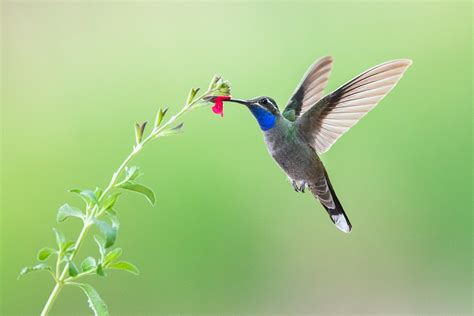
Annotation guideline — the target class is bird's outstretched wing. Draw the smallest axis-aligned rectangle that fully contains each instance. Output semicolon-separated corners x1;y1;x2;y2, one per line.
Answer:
282;56;333;121
296;59;412;154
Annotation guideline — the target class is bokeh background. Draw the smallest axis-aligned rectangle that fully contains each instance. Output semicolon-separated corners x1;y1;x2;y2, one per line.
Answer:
1;1;472;315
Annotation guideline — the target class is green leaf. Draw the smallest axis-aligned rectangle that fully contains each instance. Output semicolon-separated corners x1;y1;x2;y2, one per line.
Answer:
62;241;76;254
124;166;141;182
118;181;156;206
57;204;84;223
72;283;109;316
103;248;122;266
102;192;121;210
134;122;147;144
18;263;52;279
37;247;55;261
94;219;117;249
158;123;184;137
171;123;184;132
53;228;65;248
208;74;221;91
105;208;117;217
108;261;139;276
186;87;200;105
94;187;103;199
96;263;107;277
94;235;106;262
154;107;168;128
81;257;97;273
106;210;120;230
70;189;99;206
68;260;79;277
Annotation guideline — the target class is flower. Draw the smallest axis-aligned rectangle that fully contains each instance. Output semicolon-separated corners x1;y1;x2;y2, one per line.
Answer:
211;96;231;117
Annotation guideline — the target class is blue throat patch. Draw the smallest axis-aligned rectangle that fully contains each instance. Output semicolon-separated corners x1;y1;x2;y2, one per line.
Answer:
249;105;277;131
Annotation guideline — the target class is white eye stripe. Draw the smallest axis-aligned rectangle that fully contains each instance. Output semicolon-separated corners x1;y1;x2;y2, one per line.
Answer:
262;98;274;106
254;98;278;112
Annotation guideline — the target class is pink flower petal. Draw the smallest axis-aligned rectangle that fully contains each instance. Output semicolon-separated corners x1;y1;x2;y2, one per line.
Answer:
212;103;224;116
211;96;231;117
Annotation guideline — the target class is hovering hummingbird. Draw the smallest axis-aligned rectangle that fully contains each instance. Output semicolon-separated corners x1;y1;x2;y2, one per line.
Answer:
215;57;412;233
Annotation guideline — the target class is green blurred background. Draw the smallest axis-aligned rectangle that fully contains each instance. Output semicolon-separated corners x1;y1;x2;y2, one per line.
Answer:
1;1;472;315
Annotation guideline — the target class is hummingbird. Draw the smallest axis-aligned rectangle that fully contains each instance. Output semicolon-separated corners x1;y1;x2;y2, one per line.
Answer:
218;57;412;233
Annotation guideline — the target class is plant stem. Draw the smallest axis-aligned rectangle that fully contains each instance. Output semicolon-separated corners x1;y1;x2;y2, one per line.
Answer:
40;282;62;316
39;88;216;316
41;223;91;316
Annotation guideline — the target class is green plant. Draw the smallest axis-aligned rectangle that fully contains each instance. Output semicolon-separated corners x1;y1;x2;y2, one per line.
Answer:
18;75;231;316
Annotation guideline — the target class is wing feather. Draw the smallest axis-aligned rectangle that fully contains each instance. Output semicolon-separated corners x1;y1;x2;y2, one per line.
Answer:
282;56;334;120
297;59;412;154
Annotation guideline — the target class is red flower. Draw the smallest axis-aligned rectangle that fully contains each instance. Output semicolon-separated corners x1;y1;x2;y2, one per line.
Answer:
211;95;231;117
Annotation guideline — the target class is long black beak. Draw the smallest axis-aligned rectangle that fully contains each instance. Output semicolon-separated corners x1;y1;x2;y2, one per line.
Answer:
203;96;249;106
225;98;248;106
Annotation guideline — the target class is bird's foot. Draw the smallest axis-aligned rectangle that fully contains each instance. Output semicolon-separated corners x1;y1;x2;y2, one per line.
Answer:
300;181;306;193
292;180;300;192
292;180;306;193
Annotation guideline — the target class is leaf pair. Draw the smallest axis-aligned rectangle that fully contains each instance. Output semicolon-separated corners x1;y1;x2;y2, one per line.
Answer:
64;242;138;316
93;236;139;278
53;228;75;255
19;228;77;279
103;248;139;276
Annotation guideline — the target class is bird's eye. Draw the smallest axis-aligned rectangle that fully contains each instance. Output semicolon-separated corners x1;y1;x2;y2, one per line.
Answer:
260;98;268;105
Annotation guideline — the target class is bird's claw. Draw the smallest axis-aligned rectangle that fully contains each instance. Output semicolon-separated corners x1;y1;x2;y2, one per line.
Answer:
292;180;299;192
300;182;306;193
292;180;306;193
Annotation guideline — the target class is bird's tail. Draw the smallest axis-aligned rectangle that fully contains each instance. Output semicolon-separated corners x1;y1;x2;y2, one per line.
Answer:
308;169;352;233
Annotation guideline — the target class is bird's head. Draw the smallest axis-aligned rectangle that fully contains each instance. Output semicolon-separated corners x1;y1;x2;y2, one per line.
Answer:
225;96;280;131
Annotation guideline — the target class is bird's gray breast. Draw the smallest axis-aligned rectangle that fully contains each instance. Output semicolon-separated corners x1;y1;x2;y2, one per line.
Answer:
263;120;320;181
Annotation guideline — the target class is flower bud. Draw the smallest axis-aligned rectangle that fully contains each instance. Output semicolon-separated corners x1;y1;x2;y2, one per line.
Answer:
217;80;231;95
